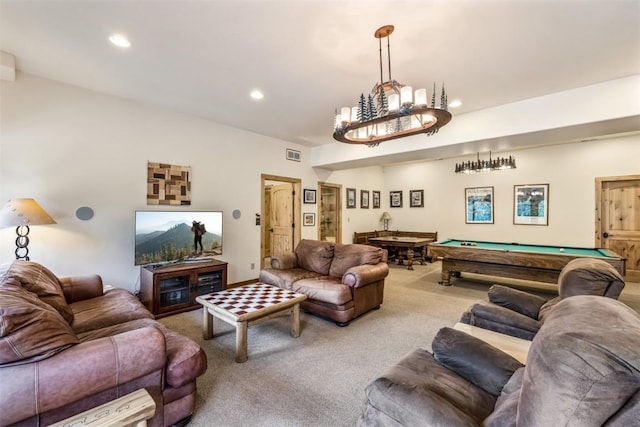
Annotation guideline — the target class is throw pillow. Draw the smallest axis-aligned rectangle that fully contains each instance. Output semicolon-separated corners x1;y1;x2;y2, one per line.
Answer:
0;260;74;324
329;244;383;278
295;240;335;275
0;284;78;366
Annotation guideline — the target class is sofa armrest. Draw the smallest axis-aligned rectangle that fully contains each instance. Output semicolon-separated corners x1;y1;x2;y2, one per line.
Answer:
488;285;548;319
270;253;298;270
342;263;389;288
432;327;523;396
59;274;104;303
0;326;166;426
462;302;542;340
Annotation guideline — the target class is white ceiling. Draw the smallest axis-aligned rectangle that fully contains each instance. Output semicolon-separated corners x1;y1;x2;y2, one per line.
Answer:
1;0;639;154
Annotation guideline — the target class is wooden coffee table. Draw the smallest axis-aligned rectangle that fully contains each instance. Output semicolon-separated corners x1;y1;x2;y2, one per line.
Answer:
196;283;307;363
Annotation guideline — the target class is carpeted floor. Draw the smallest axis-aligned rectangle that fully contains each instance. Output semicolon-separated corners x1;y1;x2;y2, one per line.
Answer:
160;261;640;427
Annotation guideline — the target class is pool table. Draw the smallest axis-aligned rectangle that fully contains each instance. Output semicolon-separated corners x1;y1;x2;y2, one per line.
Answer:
428;239;626;286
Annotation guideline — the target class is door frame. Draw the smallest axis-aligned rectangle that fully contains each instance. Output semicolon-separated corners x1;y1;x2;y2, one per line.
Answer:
317;181;342;243
260;174;301;264
594;174;640;247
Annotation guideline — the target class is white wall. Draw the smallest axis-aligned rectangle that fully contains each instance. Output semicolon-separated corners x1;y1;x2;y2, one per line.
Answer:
0;74;322;289
380;135;640;246
1;73;638;291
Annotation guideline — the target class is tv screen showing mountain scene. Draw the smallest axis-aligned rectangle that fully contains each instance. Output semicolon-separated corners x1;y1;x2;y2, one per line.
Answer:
135;210;223;266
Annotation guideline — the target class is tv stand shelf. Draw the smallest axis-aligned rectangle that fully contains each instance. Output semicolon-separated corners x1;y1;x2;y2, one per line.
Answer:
140;259;228;318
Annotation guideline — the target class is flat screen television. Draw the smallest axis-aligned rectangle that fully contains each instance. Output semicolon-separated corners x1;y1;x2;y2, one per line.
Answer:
135;210;223;266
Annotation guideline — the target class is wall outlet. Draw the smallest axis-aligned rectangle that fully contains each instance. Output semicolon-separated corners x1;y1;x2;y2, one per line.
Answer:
250;263;255;270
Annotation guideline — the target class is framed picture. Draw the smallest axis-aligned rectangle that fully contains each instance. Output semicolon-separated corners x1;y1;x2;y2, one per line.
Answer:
390;191;403;208
286;148;301;162
303;213;316;226
372;191;381;209
303;189;316;204
514;184;549;225
410;190;424;207
360;190;370;209
346;188;357;208
465;187;494;224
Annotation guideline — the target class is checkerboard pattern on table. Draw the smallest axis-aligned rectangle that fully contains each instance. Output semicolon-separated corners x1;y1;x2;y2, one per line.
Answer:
199;283;304;316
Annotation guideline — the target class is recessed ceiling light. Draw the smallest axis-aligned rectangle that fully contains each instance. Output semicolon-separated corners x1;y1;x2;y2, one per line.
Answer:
449;99;462;108
109;34;131;48
250;90;264;100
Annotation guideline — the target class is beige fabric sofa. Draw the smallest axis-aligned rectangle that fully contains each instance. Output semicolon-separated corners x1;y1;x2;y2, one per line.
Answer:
0;261;207;427
259;239;389;326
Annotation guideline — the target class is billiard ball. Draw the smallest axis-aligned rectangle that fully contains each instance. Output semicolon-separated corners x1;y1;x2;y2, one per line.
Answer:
559;248;565;252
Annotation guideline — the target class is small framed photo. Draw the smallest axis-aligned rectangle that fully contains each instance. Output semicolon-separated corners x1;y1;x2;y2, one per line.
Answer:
346;188;357;208
303;213;316;226
360;190;370;209
390;191;403;208
303;189;316;204
465;187;494;224
372;191;381;209
514;184;549;225
286;148;301;162
410;190;424;208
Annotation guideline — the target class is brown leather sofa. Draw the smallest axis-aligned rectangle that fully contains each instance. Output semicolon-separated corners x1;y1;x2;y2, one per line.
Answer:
0;261;207;427
259;239;389;326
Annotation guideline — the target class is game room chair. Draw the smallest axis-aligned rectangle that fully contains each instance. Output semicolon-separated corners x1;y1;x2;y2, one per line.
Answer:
459;257;625;340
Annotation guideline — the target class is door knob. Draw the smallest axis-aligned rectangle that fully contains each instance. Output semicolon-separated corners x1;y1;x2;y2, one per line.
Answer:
603;232;610;238
269;228;274;232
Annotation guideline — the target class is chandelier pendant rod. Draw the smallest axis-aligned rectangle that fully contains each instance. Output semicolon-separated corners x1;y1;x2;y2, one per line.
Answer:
386;30;392;82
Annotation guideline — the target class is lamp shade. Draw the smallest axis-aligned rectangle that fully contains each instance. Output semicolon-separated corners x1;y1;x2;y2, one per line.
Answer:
380;212;392;221
0;199;56;228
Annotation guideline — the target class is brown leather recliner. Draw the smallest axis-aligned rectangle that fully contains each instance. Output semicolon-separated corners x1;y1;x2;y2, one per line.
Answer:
459;257;625;340
359;296;640;426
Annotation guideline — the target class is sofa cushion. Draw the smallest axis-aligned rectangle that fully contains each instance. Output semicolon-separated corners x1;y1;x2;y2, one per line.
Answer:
483;367;524;426
557;257;625;299
487;284;547;319
329;244;384;278
0;284;78;366
259;268;324;291
70;288;153;334
518;296;640;426
432;327;523;396
295;239;334;275
1;260;74;324
77;317;207;388
289;276;351;305
363;348;496;426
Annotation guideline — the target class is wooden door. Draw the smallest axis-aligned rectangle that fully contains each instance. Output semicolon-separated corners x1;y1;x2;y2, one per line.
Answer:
270;183;294;257
596;175;640;282
260;174;301;269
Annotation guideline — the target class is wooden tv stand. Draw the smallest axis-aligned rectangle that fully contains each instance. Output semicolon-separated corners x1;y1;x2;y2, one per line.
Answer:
140;259;228;318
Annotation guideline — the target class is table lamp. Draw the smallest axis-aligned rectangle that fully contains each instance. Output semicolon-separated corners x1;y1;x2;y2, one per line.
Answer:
0;198;56;261
380;212;392;231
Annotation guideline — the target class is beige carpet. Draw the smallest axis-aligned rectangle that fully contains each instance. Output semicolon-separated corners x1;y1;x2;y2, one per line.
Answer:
160;261;640;427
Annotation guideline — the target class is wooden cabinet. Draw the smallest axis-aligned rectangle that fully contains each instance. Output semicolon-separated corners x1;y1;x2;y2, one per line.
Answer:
140;259;228;318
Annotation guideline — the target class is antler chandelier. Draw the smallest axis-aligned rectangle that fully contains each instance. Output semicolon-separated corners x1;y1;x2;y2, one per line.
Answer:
333;25;452;147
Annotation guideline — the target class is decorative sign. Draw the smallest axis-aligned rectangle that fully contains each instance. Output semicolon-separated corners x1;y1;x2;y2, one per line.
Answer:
514;184;549;225
465;187;494;224
147;162;191;205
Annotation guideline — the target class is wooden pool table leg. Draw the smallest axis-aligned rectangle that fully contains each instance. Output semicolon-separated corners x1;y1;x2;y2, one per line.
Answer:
439;261;455;286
